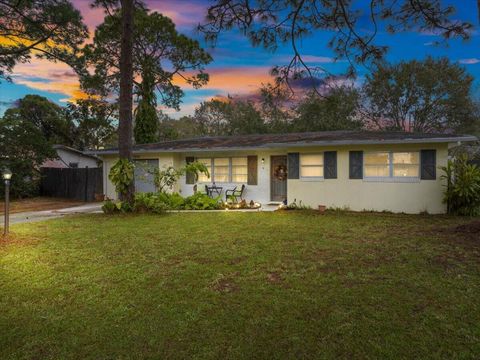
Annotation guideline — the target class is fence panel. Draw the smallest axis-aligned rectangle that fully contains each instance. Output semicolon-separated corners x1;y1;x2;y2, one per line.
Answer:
40;167;103;201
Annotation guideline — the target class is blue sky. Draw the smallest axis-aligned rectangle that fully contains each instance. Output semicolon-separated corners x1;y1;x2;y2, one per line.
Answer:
1;0;479;117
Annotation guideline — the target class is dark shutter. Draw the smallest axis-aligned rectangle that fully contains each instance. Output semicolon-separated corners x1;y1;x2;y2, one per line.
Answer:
247;156;258;185
324;151;337;179
349;151;363;179
185;156;195;184
287;153;299;179
420;149;436;180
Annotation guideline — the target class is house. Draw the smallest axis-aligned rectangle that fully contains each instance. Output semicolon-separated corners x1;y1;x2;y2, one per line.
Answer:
42;145;102;169
92;131;477;214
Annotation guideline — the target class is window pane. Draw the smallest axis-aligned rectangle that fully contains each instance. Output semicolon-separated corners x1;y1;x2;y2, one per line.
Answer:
231;157;247;166
301;154;323;166
365;152;389;165
301;166;324;177
393;164;419;177
232;174;248;182
197;158;211;182
214;158;229;182
393;152;419;164
364;165;390;177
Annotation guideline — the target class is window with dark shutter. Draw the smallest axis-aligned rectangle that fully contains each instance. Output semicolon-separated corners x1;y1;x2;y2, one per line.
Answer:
349;151;363;179
324;151;337;179
287;153;299;179
185;156;195;184
420;149;436;180
247;156;258;185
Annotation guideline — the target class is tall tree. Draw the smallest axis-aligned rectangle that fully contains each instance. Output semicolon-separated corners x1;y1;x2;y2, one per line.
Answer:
65;98;118;150
199;1;471;94
82;7;212;144
362;57;479;133
3;95;74;144
293;87;362;132
0;0;87;79
118;0;135;201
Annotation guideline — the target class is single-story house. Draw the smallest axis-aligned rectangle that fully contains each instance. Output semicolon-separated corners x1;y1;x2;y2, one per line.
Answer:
42;145;102;169
92;131;477;214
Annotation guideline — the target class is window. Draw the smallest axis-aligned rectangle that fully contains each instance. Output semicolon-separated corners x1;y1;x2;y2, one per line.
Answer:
214;158;230;182
194;157;249;183
231;157;248;182
364;152;390;177
300;154;324;178
69;162;79;168
197;158;211;182
393;152;419;177
364;151;419;179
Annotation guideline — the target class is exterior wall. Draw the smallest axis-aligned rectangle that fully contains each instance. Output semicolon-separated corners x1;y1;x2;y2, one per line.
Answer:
56;148;100;168
100;142;448;213
287;143;448;214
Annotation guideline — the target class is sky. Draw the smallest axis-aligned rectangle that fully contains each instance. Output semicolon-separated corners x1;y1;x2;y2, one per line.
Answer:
1;0;480;118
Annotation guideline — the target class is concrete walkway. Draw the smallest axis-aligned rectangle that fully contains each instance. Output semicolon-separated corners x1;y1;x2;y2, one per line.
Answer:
1;203;102;225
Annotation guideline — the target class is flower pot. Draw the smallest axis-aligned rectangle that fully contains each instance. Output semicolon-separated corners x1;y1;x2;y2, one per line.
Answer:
318;205;326;214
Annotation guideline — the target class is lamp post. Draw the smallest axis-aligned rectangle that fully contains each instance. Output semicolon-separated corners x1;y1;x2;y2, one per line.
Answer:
2;169;12;237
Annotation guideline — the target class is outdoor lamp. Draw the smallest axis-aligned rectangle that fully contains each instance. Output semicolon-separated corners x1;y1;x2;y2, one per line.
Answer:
2;168;12;237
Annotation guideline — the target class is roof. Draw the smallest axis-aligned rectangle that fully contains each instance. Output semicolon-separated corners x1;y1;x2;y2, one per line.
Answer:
90;131;478;155
53;145;101;161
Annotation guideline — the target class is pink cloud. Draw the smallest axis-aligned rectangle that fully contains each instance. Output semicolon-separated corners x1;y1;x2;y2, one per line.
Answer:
459;58;480;65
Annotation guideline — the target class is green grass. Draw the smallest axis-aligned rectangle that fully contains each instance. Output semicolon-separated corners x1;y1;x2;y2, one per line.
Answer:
1;211;479;359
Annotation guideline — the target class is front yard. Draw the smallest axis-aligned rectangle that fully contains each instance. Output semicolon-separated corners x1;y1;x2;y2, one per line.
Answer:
0;211;479;359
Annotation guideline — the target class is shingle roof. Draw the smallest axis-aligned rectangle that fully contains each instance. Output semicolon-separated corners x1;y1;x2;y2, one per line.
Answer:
91;131;477;155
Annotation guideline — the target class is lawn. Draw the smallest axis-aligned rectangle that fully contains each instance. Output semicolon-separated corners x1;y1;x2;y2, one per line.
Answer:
0;211;479;359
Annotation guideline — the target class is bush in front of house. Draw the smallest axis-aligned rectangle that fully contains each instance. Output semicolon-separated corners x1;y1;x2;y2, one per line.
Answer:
102;191;222;214
441;155;480;216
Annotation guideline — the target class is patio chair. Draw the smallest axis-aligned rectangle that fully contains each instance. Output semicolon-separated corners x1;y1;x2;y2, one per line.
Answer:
225;184;245;202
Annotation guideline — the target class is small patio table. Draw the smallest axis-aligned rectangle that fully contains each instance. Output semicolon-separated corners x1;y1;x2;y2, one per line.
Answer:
206;185;223;198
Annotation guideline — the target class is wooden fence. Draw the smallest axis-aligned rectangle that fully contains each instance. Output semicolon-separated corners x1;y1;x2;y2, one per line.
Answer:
40;167;103;202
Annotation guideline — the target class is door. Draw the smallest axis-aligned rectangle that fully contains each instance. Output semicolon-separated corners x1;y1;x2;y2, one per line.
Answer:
270;155;287;202
134;159;157;193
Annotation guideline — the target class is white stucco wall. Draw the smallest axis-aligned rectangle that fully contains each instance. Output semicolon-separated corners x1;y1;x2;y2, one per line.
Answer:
100;142;449;213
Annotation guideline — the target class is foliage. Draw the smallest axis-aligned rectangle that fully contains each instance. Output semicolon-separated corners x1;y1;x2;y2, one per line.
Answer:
199;1;471;94
134;68;159;144
284;199;312;211
133;193;167;214
0;101;57;198
151;161;210;193
0;0;88;80
293;87;362;132
441;155;480;216
108;159;135;198
4;95;74;145
82;7;212;110
65;98;118;150
362;57;478;133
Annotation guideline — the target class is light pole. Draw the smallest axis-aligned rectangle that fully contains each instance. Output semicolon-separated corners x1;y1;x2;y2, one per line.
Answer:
2;168;12;237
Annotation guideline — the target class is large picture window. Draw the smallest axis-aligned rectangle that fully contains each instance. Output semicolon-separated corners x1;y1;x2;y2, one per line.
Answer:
364;151;419;179
300;153;324;178
194;157;249;183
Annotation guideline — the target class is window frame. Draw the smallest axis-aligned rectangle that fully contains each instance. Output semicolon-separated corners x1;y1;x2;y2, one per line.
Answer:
300;153;325;180
363;151;420;182
193;156;249;183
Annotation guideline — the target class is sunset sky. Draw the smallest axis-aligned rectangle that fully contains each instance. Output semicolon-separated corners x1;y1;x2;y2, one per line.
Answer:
1;0;480;117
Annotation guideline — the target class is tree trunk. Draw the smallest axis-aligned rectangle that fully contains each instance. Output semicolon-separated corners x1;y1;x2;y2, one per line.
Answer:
118;0;134;202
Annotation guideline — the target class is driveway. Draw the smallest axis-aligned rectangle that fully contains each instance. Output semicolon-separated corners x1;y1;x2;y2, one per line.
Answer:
0;203;102;225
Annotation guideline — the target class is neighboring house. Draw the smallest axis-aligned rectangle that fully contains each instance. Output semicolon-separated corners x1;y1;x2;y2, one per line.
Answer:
92;131;477;214
42;145;101;169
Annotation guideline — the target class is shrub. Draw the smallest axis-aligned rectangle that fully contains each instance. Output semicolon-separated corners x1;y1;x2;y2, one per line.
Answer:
102;199;118;214
441;155;480;216
184;192;221;210
133;192;167;214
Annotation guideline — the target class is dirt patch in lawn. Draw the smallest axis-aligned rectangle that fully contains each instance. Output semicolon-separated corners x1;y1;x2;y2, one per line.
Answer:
455;220;480;235
266;271;284;285
0;197;85;215
210;273;239;293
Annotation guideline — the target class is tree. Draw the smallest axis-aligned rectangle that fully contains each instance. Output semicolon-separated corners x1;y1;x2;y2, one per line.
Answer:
292;87;362;132
118;0;135;202
0;110;56;198
3;95;73;144
82;6;212;109
0;0;87;80
134;68;158;143
158;115;201;141
65;98;118;150
192;100;230;136
199;1;471;94
362;57;479;133
225;101;266;135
